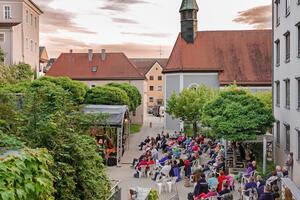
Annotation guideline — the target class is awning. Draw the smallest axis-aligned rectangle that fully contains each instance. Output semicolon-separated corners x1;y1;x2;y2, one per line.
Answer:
83;105;129;127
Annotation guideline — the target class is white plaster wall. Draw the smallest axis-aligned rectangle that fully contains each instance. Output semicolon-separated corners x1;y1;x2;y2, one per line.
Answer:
273;0;300;188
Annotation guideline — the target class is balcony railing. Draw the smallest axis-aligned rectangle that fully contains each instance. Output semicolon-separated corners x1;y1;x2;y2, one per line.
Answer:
281;178;300;200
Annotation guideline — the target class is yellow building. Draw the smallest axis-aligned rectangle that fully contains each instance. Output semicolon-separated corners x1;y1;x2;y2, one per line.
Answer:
130;59;168;110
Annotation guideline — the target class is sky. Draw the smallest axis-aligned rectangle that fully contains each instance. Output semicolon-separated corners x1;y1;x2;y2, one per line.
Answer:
35;0;272;59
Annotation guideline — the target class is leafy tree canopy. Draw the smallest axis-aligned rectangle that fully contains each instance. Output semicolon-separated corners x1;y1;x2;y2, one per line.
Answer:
202;85;275;141
0;63;33;85
107;83;141;111
252;91;272;110
39;77;88;104
85;85;130;106
166;85;216;135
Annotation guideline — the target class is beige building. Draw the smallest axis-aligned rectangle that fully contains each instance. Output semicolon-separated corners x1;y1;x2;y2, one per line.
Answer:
131;59;168;110
0;0;42;73
46;49;146;125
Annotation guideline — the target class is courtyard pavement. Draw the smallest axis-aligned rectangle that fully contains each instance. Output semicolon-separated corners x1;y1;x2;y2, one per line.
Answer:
107;115;240;200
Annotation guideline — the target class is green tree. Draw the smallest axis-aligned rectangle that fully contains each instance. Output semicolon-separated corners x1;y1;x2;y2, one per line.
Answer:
253;91;272;110
166;85;216;136
107;83;141;111
0;63;33;85
202;85;275;141
39;77;88;104
0;132;55;200
85;85;130;106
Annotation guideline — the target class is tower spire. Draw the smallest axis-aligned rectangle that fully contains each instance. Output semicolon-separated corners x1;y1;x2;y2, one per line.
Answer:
179;0;199;43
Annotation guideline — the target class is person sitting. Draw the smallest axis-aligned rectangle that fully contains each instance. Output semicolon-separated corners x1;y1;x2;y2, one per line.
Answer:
256;175;266;197
194;172;209;198
243;176;257;197
198;188;218;199
139;136;150;150
152;161;171;181
151;147;158;161
282;167;288;177
243;161;257;178
272;185;280;200
259;185;274;200
266;171;278;186
218;182;231;200
207;173;218;190
217;171;226;192
184;159;192;178
158;153;169;166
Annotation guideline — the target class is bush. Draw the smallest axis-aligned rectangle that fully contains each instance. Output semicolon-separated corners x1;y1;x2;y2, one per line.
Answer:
85;85;130;106
107;83;141;111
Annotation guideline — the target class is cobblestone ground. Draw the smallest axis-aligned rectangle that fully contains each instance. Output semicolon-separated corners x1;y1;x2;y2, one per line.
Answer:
107;115;240;200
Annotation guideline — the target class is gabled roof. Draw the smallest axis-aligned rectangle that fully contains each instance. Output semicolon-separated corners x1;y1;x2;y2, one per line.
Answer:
130;58;168;75
46;52;145;80
39;47;48;63
164;30;272;86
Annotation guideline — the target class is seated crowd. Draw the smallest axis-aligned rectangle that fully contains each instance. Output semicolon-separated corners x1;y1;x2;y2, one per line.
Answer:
132;131;289;200
133;131;235;200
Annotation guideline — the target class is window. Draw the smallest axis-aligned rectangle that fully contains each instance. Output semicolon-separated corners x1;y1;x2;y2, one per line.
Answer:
275;0;280;25
26;10;28;23
276;121;280;145
35;42;37;54
30;40;33;52
149;76;154;80
0;33;4;42
35;17;37;28
91;66;97;72
158;76;162;81
157;99;163;105
4;5;11;19
157;86;162;91
276;81;280;106
275;40;280;66
30;14;33;25
297;23;300;57
297;78;300;109
285;79;290;108
284;31;290;62
149;86;154;91
149;97;154;103
285;124;290;152
286;0;291;16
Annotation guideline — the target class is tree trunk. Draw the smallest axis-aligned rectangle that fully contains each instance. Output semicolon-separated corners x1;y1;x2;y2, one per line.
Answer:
193;122;198;137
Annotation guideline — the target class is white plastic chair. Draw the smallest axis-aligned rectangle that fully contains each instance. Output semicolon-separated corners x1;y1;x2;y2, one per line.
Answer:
166;177;177;193
156;178;168;194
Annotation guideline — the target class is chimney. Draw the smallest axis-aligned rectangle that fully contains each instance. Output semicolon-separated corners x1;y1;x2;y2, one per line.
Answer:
88;49;93;61
69;49;73;53
101;49;106;61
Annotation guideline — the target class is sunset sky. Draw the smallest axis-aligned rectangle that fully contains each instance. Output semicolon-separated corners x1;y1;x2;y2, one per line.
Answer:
35;0;272;58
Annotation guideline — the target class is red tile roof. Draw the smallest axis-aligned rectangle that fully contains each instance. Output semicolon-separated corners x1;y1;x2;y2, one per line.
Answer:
46;52;145;80
164;30;272;86
130;58;168;75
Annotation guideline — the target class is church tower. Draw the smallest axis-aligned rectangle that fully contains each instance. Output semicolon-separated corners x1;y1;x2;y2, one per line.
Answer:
180;0;199;43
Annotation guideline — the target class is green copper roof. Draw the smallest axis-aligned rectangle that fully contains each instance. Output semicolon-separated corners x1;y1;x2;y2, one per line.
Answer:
179;0;199;12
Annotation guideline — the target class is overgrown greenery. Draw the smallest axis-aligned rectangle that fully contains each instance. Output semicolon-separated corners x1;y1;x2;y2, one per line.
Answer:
166;85;216;136
107;83;142;112
202;85;275;141
0;63;33;85
0;132;55;200
0;76;111;199
85;85;130;106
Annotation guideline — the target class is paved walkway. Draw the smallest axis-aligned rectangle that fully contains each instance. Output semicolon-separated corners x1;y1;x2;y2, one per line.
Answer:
107;115;240;200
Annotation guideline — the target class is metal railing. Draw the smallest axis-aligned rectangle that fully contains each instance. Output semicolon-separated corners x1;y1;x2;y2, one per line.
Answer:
281;178;300;200
107;179;121;200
